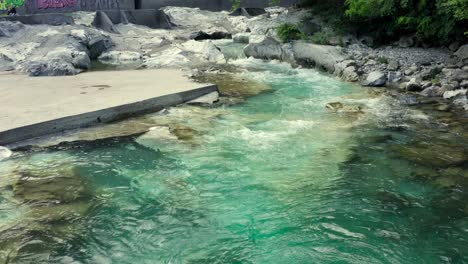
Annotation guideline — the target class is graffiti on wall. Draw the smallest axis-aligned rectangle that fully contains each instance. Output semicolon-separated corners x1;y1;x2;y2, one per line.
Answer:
0;0;25;10
80;0;119;10
95;0;119;9
37;0;77;9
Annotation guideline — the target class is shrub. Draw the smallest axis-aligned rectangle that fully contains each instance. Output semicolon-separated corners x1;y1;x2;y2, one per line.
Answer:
377;57;389;64
311;31;330;45
277;23;303;42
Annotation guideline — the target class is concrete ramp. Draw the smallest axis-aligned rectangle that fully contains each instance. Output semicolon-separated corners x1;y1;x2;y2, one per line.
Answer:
0;69;217;145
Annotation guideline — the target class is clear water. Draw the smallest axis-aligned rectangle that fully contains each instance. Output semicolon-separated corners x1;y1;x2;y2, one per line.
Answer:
1;59;467;263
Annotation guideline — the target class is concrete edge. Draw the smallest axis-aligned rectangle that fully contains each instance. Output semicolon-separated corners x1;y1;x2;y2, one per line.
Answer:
0;84;218;146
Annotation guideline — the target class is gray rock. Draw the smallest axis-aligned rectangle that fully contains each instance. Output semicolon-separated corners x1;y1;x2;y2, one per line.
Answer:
421;81;432;89
0;27;8;38
244;36;283;60
441;83;456;91
233;33;249;44
443;89;467;99
88;35;113;59
334;59;355;76
342;66;359;82
0;55;14;71
398;35;416;48
449;42;460;52
27;62;79;77
359;36;374;47
92;11;118;34
404;69;414;76
230;7;267;17
363;71;387;87
420;86;445;97
406;78;422;91
387;60;399;71
190;31;232;41
421;66;442;80
0;21;24;36
449;69;468;82
292;41;345;73
455;44;468;60
71;52;91;70
387;71;402;83
461;80;468;88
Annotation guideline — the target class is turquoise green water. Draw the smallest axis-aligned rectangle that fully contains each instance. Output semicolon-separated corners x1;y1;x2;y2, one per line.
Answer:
1;60;467;263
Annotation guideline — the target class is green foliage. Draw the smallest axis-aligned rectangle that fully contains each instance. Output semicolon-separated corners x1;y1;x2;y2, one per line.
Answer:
377;57;389;64
344;0;468;44
230;0;241;10
297;0;467;45
277;23;304;42
311;31;330;44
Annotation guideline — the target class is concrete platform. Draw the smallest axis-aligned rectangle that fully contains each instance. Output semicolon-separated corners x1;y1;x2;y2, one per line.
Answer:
0;69;217;145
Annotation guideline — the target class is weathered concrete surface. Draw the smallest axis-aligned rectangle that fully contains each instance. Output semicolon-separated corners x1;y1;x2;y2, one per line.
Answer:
0;69;217;145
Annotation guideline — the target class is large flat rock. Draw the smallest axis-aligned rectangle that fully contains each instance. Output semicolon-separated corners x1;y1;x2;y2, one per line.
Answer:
0;69;217;145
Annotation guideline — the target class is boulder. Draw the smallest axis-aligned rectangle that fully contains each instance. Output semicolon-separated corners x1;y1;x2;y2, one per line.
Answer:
342;66;359;82
244;36;283;61
455;44;468;60
190;31;232;41
71;51;91;70
363;71;386;87
449;69;468;82
333;59;355;76
233;33;250;44
92;11;118;34
398;35;416;48
443;89;467;99
292;41;345;73
406;78;422;91
88;35;113;59
230;7;267;17
420;86;445;97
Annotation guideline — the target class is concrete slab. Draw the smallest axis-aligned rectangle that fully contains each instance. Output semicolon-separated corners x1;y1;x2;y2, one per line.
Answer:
0;69;217;145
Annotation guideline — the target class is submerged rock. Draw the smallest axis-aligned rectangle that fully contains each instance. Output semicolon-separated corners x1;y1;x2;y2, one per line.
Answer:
392;143;467;168
193;73;271;99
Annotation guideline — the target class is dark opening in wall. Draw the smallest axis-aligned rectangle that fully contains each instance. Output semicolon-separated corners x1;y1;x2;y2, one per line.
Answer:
135;0;142;9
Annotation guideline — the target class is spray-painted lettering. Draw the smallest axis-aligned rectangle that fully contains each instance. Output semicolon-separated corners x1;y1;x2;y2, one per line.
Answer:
0;0;25;10
37;0;77;9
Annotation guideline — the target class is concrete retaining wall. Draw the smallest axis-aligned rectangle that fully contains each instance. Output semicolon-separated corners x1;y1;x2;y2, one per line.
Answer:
2;0;296;14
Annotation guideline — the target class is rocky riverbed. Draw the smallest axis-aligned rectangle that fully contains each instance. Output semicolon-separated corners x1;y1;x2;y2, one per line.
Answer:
1;6;467;116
